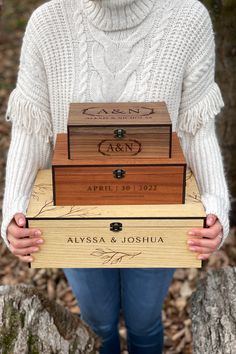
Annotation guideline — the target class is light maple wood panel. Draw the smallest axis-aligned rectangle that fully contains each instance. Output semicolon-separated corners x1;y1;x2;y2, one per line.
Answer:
28;219;204;268
26;169;206;268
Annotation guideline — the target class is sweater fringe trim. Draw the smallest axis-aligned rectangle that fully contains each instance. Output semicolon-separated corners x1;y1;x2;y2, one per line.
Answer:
5;89;53;142
177;83;224;137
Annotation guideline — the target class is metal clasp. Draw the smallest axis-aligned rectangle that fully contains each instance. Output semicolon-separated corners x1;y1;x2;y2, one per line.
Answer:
110;222;123;232
113;169;126;179
114;128;126;139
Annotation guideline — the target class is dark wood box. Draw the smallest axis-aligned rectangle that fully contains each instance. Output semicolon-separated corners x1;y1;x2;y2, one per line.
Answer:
67;102;172;160
52;133;186;206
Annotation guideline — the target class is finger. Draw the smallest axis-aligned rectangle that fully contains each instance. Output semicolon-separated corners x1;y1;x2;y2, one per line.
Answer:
16;255;34;263
196;253;211;260
7;234;44;249
8;223;42;238
14;213;26;227
10;244;40;257
188;221;222;239
188;245;213;254
187;235;221;250
206;214;217;227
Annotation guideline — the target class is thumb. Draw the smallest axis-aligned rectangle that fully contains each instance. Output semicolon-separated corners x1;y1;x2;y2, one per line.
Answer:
14;213;26;227
206;214;217;227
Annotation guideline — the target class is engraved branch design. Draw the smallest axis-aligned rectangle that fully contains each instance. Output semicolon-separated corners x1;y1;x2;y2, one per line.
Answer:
90;248;142;265
188;192;201;203
33;200;55;218
32;184;52;201
186;170;201;202
31;184;100;218
186;170;193;181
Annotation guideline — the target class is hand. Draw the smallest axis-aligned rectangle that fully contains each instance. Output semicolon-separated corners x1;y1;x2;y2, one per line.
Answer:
187;214;223;260
7;213;44;263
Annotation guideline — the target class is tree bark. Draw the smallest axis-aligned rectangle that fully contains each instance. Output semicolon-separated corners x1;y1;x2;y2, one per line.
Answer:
190;266;236;354
0;284;101;354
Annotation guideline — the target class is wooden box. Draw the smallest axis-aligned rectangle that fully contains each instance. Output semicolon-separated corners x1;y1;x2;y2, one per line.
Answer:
52;133;186;206
26;169;206;268
67;102;172;159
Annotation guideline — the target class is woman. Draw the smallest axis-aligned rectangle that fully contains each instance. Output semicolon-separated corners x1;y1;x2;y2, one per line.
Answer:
1;0;230;353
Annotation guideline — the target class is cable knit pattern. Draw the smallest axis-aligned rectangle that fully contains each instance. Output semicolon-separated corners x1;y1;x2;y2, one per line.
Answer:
137;1;174;101
89;31;146;101
1;0;230;250
73;9;88;102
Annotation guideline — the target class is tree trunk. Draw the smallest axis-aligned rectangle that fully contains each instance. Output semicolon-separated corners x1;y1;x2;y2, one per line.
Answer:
201;0;236;226
0;285;101;354
190;266;236;354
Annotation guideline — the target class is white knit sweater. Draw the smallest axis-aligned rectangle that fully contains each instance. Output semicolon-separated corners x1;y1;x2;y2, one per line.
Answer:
1;0;230;249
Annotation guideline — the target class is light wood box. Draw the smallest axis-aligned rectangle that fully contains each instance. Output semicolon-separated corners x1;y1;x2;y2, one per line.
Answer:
52;133;186;206
26;169;206;269
67;102;172;159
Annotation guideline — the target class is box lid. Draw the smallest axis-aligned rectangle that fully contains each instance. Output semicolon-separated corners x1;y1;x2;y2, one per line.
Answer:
68;102;171;127
26;169;205;219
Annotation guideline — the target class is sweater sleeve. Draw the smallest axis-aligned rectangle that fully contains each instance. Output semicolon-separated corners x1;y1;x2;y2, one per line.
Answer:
1;12;53;248
176;5;230;249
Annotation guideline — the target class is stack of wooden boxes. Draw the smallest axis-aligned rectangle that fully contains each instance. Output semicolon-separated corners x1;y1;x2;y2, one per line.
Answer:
52;102;187;206
26;102;206;269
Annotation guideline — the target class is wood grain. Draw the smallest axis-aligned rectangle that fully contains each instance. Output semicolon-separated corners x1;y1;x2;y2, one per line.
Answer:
53;165;185;205
68;102;172;159
52;133;186;205
68;126;171;159
28;219;204;268
68;102;171;126
26;169;205;268
26;169;205;219
53;133;184;165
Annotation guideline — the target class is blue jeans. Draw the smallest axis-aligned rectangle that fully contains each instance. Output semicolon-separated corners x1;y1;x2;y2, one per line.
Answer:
63;268;176;354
